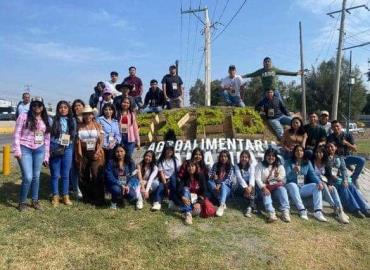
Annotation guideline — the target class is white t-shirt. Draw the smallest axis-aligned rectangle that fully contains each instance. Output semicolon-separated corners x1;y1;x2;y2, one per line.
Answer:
17;102;30;116
105;80;121;97
221;75;245;97
158;158;182;179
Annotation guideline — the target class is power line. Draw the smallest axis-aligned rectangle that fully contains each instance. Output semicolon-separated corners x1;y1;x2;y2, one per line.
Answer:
216;0;230;24
189;0;202;88
211;0;219;23
212;0;247;42
184;0;193;91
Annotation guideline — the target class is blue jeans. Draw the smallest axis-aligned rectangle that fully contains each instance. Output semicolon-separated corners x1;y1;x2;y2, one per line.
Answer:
168;174;181;205
322;183;342;209
109;178;140;203
268;115;292;139
178;187;193;213
344;155;365;184
151;180;165;203
222;90;245;107
285;182;323;211
121;133;136;157
143;106;162;113
208;180;231;205
49;143;73;196
336;183;369;213
262;186;290;213
18;145;45;203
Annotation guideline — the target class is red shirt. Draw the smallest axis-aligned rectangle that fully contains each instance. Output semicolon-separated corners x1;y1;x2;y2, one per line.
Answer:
123;76;143;97
121;115;128;124
189;178;200;194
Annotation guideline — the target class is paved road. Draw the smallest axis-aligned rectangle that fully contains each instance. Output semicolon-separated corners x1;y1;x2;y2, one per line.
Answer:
0;134;12;147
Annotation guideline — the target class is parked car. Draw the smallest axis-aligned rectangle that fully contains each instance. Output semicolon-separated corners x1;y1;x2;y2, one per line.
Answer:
342;123;365;133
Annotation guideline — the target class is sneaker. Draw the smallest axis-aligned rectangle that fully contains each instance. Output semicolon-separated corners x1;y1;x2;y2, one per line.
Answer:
365;209;370;218
136;199;143;210
354;210;366;219
31;201;42;211
151;202;161;211
244;207;252;218
184;212;193;225
281;210;291;223
75;189;83;200
267;211;278;223
299;209;309;220
18;203;28;212
168;200;177;211
63;195;73;206
336;208;349;224
216;204;226;217
51;195;60;207
314;210;328;222
110;202;117;210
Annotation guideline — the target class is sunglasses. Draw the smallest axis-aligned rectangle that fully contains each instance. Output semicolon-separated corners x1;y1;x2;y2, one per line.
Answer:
32;103;43;108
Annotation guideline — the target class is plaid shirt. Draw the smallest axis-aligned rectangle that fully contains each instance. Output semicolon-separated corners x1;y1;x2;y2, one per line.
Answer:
209;163;234;187
12;113;51;161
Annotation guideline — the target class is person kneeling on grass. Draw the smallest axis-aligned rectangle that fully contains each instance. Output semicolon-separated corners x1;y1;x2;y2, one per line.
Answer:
235;150;257;218
285;145;328;222
208;150;234;217
311;145;349;224
326;143;370;218
137;150;159;210
177;161;210;225
255;148;291;223
105;144;143;210
155;144;182;211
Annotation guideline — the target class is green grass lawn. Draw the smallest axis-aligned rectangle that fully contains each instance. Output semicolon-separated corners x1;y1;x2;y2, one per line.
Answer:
0;169;370;270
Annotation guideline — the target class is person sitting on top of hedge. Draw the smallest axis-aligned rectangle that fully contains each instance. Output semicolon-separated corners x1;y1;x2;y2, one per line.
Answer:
255;89;292;140
221;65;246;107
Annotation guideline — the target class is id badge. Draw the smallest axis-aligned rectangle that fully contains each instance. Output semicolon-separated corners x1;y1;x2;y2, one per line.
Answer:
332;168;339;176
231;88;236;94
85;138;96;151
121;124;128;133
59;134;70;146
108;133;115;144
34;131;44;144
268;109;275;117
297;175;305;187
119;176;127;186
172;82;178;90
190;193;198;204
269;179;277;185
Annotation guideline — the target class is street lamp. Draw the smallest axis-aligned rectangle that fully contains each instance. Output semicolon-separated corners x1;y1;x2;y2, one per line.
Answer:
346;75;355;133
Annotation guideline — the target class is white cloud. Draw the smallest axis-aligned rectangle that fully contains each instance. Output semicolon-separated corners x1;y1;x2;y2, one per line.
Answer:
89;9;129;29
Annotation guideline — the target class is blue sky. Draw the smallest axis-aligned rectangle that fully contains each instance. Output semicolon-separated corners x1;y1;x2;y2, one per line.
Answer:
0;0;369;106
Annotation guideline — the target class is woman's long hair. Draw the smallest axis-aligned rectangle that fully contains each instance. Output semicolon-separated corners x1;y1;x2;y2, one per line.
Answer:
182;160;200;187
100;102;117;119
158;144;176;165
51;100;75;139
140;150;156;177
191;147;207;172
261;148;280;168
112;144;135;172
237;150;252;170
312;145;328;165
288;117;305;135
291;145;309;165
215;150;232;177
26;100;50;133
72;99;85;118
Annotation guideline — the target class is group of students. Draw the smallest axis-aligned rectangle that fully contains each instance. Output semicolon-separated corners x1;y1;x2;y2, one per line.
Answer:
12;93;369;226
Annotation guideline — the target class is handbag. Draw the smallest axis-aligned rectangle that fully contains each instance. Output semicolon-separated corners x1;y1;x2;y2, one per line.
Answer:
200;198;216;218
50;144;65;158
265;167;283;192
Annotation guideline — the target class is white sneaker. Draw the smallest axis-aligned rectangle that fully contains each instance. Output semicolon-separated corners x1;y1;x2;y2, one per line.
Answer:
281;210;291;223
336;209;349;224
299;209;309;220
136;199;143;210
267;211;278;223
314;210;328;222
244;207;252;218
216;204;226;217
110;202;117;210
184;212;193;225
151;202;161;211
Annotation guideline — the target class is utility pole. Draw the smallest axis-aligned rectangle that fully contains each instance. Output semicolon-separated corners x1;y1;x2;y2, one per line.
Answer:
327;1;369;120
299;21;307;124
182;6;211;106
346;50;354;133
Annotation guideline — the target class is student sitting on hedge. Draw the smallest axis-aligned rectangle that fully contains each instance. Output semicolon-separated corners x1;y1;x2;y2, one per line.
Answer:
208;150;234;217
235;150;257;218
137;150;159;210
326;142;370;218
284;145;328;222
105;144;143;210
255;148;291;223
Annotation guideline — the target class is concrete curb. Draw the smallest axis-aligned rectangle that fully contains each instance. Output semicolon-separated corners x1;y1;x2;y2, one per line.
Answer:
0;127;13;134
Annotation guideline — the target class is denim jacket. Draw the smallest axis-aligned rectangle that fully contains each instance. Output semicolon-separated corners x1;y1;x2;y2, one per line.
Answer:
105;160;138;188
285;159;320;185
97;116;121;149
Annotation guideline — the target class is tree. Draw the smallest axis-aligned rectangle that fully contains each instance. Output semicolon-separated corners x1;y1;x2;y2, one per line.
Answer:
361;94;370;114
189;79;223;106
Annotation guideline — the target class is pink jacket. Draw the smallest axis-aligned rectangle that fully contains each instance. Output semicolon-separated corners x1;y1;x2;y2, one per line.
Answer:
119;112;140;145
12;113;51;161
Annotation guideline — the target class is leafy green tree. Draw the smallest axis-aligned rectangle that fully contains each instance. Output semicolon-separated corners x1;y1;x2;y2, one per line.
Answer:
189;79;223;106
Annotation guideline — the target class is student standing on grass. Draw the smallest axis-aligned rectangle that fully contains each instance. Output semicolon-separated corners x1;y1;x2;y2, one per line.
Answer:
105;144;143;210
255;148;291;223
75;105;105;205
70;99;85;199
161;65;184;109
97;103;121;161
117;97;140;157
13;97;51;211
177;161;209;225
137;150;159;209
155;144;182;211
242;57;301;100
235;150;257;218
221;65;246;107
49;101;76;207
208;150;234;217
285;145;328;222
326;142;370;218
311;145;349;223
